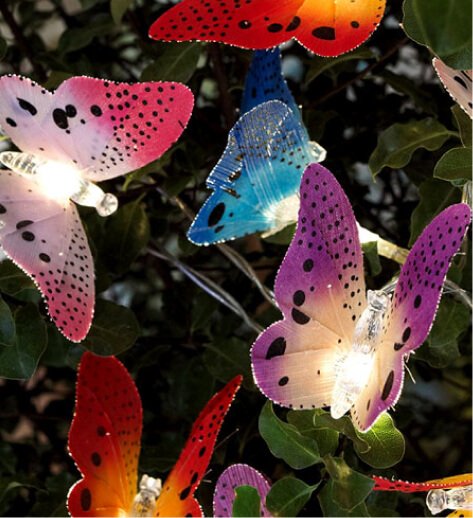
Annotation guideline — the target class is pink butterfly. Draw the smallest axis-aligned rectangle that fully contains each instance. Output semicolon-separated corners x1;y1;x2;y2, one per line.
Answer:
433;58;472;119
0;75;194;342
251;163;471;431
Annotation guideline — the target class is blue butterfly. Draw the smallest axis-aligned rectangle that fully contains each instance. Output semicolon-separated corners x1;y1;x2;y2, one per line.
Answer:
187;50;325;246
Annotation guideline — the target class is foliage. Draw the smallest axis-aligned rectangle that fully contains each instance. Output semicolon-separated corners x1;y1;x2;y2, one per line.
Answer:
0;0;471;516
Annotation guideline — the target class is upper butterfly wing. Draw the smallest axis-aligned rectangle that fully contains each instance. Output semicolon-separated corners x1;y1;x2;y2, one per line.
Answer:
352;204;472;431
0;75;194;181
0;171;94;342
67;352;142;517
149;0;385;57
433;58;473;118
187;100;317;245
155;376;242;518
251;163;367;409
372;474;473;492
213;464;271;517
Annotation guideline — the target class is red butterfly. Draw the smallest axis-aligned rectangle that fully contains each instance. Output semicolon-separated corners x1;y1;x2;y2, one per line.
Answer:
67;351;242;517
149;0;386;57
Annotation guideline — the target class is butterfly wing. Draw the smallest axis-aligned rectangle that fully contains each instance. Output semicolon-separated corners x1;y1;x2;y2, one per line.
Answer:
149;0;385;57
187;100;318;245
0;75;194;181
67;352;142;517
213;464;271;517
251;163;366;409
0;171;94;342
433;58;473;119
241;49;301;119
352;204;472;431
372;474;473;492
155;376;242;517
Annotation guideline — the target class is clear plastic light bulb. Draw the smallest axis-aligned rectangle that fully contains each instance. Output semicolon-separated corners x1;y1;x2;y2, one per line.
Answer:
331;290;390;419
309;141;327;163
130;474;162;517
426;487;472;515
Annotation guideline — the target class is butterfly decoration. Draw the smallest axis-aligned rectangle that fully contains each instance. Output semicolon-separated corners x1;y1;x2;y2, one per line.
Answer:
372;474;473;517
433;58;473;119
149;0;386;57
67;351;242;517
251;162;472;432
213;464;271;517
0;75;194;342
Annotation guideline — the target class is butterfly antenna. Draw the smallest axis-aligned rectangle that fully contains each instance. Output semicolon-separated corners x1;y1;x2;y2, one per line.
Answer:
404;361;416;384
443;279;472;309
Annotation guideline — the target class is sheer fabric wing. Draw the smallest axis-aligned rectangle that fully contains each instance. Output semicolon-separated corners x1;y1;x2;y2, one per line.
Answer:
155;376;242;517
0;75;194;181
372;474;473;492
213;464;271;517
149;0;385;57
67;352;142;517
0;171;94;341
187;101;316;245
353;204;472;431
433;58;473;118
252;163;366;409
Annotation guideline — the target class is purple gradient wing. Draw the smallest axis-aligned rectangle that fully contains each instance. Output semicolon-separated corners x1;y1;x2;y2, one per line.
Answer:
213;464;271;517
353;203;472;431
251;163;366;409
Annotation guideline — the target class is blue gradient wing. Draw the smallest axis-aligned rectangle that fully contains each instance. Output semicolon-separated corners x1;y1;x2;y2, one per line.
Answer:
188;100;318;245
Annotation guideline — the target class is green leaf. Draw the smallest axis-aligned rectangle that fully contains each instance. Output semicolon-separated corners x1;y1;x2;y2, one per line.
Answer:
409;178;461;244
363;241;382;277
369;118;455;176
82;299;140;355
0;261;35;298
266;477;319;517
58;18;115;54
434;147;472;184
452;105;472;148
0;297;15;347
30;472;76;517
110;0;132;24
232;486;261;518
318;480;370;517
0;304;47;379
323;455;374;511
287;410;339;457
103;198;150;275
263;223;296;245
402;0;472;69
258;401;321;469
141;43;202;83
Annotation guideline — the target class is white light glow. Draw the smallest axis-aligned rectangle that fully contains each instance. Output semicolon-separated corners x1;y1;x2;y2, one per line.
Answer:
427;487;472;515
262;193;300;237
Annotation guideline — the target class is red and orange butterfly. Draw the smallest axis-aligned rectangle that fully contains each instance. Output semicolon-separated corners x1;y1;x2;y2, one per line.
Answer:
67;351;242;517
372;474;473;517
149;0;386;57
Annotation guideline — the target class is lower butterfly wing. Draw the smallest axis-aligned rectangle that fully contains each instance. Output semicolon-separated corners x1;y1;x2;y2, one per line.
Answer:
252;163;366;409
155;376;242;518
213;464;271;517
433;58;473;118
188;100;316;245
352;204;472;431
0;75;194;182
67;352;142;517
0;171;94;341
372;475;472;492
296;0;386;57
241;49;301;119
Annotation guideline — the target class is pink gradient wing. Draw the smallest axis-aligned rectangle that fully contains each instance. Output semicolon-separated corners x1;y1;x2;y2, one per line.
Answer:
0;75;194;181
251;163;366;410
433;58;473;118
352;203;472;431
67;352;142;517
0;171;94;341
213;464;271;517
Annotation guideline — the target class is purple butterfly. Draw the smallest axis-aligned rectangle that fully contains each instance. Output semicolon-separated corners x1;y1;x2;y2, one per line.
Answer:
213;464;272;517
251;163;471;431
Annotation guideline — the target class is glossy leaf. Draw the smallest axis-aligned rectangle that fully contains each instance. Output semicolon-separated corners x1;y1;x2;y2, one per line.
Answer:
318;480;370;517
110;0;132;23
232;486;261;518
287;410;339;457
434;147;472;184
0;297;15;347
452;105;472;148
266;477;318;517
141;43;202;83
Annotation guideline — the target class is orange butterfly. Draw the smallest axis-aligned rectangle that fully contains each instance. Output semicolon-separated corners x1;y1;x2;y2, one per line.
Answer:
67;351;242;517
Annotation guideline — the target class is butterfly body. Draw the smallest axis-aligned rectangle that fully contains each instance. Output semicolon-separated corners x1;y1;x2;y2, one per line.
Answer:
130;475;162;517
427;486;472;515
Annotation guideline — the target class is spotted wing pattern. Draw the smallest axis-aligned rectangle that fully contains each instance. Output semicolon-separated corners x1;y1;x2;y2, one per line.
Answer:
149;0;386;57
251;163;366;410
155;376;242;517
0;75;194;181
0;171;94;342
67;352;142;517
352;203;471;431
213;464;272;517
187;100;318;245
372;474;473;492
433;58;473;119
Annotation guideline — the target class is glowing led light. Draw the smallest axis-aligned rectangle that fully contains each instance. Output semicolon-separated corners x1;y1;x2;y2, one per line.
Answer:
262;193;300;237
309;141;327;163
331;290;390;419
426;486;473;515
130;475;162;517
